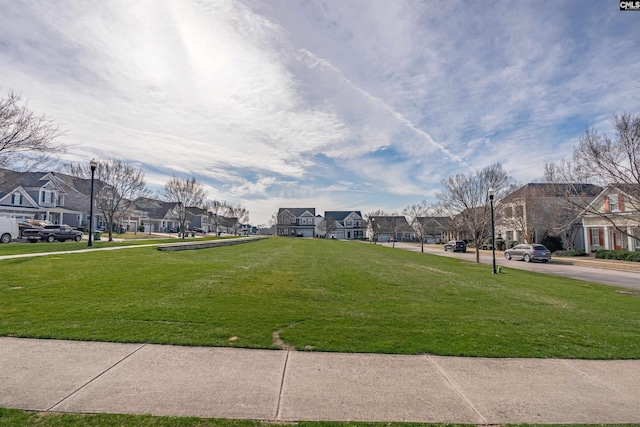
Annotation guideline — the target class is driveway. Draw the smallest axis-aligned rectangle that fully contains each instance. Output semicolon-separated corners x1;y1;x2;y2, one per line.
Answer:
383;242;640;291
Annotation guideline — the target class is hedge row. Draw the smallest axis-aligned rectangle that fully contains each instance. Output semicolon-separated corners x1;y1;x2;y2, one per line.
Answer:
553;249;587;257
594;249;640;262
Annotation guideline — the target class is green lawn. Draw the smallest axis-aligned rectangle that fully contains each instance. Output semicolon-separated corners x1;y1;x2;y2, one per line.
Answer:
1;238;638;359
2;409;637;427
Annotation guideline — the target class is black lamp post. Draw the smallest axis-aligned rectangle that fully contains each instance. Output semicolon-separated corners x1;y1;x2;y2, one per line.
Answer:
371;217;376;244
488;188;497;274
87;158;97;247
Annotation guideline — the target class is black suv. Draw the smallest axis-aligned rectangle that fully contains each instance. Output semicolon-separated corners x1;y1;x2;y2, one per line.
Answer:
444;240;467;253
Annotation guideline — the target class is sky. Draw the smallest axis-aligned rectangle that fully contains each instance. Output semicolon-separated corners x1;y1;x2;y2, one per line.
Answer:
1;0;639;225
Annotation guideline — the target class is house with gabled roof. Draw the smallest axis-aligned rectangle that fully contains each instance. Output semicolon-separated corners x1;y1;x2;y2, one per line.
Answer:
581;184;640;252
367;215;412;242
129;197;178;233
277;208;316;237
411;216;450;244
0;168;88;228
323;211;365;240
496;183;601;250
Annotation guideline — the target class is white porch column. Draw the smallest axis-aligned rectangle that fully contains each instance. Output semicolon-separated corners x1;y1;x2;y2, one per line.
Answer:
628;226;635;251
603;226;611;250
583;227;591;254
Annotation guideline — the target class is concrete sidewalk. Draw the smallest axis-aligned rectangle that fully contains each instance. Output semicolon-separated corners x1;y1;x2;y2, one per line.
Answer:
2;338;640;424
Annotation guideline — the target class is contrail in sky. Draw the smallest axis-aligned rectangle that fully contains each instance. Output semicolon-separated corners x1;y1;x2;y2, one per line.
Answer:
298;48;471;171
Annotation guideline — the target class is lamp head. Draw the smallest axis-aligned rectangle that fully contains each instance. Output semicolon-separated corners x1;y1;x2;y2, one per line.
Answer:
488;188;495;200
90;158;97;171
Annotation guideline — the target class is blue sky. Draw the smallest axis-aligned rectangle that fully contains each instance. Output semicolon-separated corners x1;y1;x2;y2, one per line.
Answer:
1;0;638;225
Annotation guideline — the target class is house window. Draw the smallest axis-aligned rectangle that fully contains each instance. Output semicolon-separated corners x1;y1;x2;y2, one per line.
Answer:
11;193;22;205
506;231;513;241
590;229;600;246
608;195;619;212
515;206;524;217
504;207;513;218
42;191;52;203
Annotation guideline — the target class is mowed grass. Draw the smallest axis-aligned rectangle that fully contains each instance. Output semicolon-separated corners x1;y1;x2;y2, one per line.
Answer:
5;409;637;427
1;238;638;359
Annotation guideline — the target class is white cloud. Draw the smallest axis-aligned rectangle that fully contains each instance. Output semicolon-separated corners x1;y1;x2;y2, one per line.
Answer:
1;0;638;225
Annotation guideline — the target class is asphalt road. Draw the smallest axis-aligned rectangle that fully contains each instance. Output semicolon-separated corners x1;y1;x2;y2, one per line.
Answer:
383;242;640;291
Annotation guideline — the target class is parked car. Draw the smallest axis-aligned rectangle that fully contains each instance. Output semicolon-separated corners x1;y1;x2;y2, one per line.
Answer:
0;217;20;243
444;240;467;253
504;244;551;263
22;224;83;243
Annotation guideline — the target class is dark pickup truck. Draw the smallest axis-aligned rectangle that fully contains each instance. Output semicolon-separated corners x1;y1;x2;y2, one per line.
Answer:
23;224;84;243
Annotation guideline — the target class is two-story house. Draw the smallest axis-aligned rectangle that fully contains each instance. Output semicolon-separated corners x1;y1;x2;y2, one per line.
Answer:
323;211;365;240
0;169;89;228
277;208;316;237
497;183;601;250
582;184;640;252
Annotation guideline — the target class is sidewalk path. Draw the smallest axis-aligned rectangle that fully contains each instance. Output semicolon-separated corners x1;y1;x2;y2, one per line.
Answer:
1;337;640;424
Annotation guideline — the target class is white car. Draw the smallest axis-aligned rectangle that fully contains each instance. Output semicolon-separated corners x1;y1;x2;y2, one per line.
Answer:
0;217;19;243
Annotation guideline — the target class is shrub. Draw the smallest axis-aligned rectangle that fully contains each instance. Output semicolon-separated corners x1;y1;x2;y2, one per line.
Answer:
541;235;563;253
594;249;640;262
553;249;587;257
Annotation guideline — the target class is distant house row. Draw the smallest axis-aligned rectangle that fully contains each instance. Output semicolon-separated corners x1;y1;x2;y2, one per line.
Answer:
276;182;640;252
0;169;242;235
276;208;447;243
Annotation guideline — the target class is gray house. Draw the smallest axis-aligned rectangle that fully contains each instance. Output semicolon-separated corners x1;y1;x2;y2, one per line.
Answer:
323;211;365;239
277;208;316;237
0;168;90;228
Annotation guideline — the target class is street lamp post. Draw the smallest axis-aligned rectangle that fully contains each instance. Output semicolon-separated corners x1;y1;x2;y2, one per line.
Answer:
87;158;97;247
488;188;497;274
371;217;376;244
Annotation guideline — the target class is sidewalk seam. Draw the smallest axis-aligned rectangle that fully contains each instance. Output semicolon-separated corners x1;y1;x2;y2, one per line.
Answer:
426;355;488;424
274;350;290;421
46;343;147;412
558;359;640;403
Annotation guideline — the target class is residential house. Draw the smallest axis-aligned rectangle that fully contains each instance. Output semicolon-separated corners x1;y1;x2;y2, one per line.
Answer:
187;207;211;232
277;208;316;237
218;215;239;234
131;197;180;233
582;184;640;252
411;216;450;244
496;183;601;250
0;168;90;228
323;211;365;240
368;215;412;242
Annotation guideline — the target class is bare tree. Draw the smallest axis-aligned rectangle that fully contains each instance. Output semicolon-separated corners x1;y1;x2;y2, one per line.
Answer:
318;216;337;238
66;158;149;241
545;112;640;242
161;177;207;239
0;91;65;174
438;163;515;263
365;210;388;244
403;200;434;253
226;204;249;235
207;200;229;235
